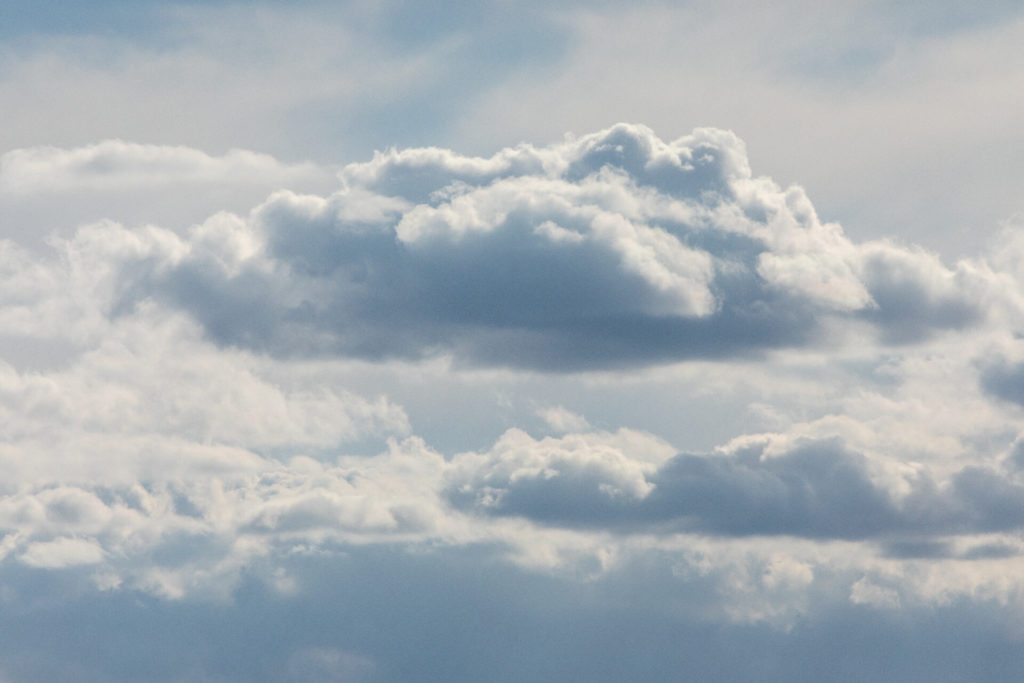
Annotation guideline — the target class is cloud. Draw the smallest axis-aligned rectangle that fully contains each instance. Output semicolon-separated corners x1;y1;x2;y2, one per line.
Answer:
448;428;1024;541
849;576;901;609
536;405;590;433
447;427;675;523
0;142;339;255
0;140;327;195
20;537;105;569
0;434;452;600
979;357;1024;407
60;124;998;371
0;311;409;470
857;241;986;343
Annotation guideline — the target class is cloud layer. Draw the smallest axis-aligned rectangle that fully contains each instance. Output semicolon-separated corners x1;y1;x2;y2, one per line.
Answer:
3;123;1024;681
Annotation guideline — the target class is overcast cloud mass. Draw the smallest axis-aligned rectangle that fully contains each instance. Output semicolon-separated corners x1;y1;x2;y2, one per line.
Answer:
3;1;1024;680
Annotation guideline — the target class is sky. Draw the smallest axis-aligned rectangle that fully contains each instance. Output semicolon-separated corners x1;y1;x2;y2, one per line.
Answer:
1;1;1024;680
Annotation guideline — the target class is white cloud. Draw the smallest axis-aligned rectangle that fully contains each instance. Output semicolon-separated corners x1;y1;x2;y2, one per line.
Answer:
20;537;105;569
850;576;901;609
537;405;590;433
448;428;673;519
0;140;327;195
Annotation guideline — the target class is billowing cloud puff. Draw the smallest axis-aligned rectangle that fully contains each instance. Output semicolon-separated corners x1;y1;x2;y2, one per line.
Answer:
50;124;996;371
447;428;676;521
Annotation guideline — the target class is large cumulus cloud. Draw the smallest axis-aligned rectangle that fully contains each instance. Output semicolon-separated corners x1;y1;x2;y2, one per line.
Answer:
62;123;997;371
